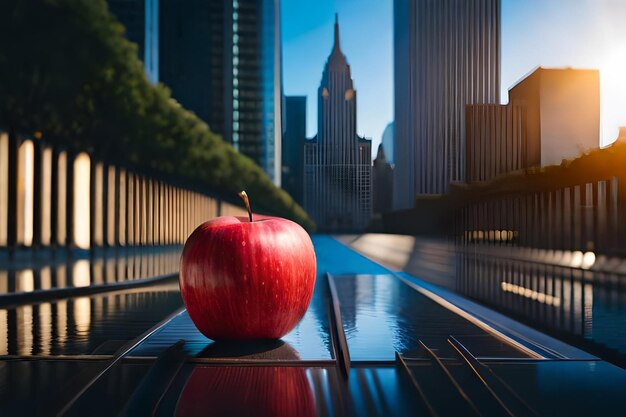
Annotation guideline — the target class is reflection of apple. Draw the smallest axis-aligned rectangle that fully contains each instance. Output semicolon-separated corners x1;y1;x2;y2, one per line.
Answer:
179;191;316;340
176;366;315;417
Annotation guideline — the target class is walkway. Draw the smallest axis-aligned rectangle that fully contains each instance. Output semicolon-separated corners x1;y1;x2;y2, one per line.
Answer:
0;235;624;416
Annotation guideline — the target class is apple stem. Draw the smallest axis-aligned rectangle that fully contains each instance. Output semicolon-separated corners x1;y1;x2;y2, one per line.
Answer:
238;191;253;222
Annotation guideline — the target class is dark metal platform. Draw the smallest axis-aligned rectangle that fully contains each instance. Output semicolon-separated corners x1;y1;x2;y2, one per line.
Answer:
1;236;625;416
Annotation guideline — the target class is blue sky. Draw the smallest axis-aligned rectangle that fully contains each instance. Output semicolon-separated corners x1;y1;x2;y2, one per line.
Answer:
282;0;626;155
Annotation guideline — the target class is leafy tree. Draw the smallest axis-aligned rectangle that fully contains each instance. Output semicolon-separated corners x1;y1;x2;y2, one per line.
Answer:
0;0;313;229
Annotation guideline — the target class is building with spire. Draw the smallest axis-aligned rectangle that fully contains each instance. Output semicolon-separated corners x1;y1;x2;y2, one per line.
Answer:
304;15;372;232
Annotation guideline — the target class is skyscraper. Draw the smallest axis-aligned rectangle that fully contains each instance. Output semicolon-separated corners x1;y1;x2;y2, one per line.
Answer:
107;0;159;83
304;16;372;232
393;0;500;208
282;96;306;205
381;122;395;165
159;1;225;133
373;144;393;215
466;67;600;183
159;0;283;185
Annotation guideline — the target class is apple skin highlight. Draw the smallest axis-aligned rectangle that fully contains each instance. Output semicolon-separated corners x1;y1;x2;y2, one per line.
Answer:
179;215;316;340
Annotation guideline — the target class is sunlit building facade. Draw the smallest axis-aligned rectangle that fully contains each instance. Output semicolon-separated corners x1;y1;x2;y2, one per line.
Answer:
508;67;600;167
158;0;282;185
393;0;500;208
466;67;600;182
304;16;372;232
107;0;159;83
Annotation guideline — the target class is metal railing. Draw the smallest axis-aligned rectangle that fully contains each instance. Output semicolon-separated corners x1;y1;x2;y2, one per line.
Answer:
453;172;626;364
455;176;625;256
0;130;247;257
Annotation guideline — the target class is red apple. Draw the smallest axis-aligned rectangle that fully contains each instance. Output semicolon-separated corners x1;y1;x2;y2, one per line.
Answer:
179;191;316;340
176;365;315;417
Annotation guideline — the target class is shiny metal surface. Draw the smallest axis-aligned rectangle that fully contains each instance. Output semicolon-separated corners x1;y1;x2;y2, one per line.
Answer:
130;280;333;361
0;247;181;295
0;360;106;416
487;360;626;416
0;235;625;416
344;233;626;366
332;274;526;361
459;250;626;363
0;280;182;356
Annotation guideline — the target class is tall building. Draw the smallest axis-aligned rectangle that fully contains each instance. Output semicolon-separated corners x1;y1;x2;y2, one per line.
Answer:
304;15;372;232
159;1;224;133
282;96;306;205
393;0;500;208
466;104;528;182
107;0;159;83
373;144;393;214
466;67;600;183
381;122;395;165
159;0;283;185
508;67;599;167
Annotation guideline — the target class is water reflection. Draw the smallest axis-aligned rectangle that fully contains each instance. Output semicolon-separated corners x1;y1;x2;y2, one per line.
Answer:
129;303;333;360
334;274;520;360
176;366;315;417
0;247;181;295
458;251;626;360
0;281;182;356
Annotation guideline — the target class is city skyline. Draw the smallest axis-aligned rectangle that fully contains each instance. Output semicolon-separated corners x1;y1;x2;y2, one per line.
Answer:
109;0;283;186
282;0;626;157
304;16;371;231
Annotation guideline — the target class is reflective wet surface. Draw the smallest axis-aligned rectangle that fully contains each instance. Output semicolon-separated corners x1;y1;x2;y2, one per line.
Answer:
0;279;182;356
0;235;626;416
459;250;626;365
343;234;626;367
486;360;626;416
28;359;626;416
0;360;107;416
130;279;333;360
333;274;526;361
0;247;181;295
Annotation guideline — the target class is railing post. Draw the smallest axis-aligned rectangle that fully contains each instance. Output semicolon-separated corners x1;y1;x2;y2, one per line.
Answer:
156;181;162;246
115;167;122;247
606;178;616;253
89;156;97;253
591;182;599;253
147;178;153;246
7;129;18;256
616;175;626;253
65;149;75;252
126;171;133;247
32;137;43;250
580;183;588;251
102;162;109;248
569;186;577;251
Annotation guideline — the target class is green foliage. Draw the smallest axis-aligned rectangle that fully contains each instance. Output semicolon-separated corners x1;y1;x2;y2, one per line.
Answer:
0;0;313;230
442;141;626;208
